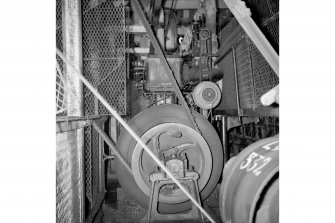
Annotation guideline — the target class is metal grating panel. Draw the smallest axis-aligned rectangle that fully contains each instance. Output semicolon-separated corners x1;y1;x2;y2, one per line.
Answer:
56;0;63;53
56;65;67;115
219;17;239;44
56;1;108;221
235;40;255;108
84;126;93;203
56;0;66;116
91;124;100;202
261;15;279;53
128;81;151;118
217;1;279;112
218;36;278;110
82;1;126;214
83;119;105;209
246;0;279;53
82;0;127;116
268;0;279;15
219;18;241;48
245;0;276;23
249;43;279;105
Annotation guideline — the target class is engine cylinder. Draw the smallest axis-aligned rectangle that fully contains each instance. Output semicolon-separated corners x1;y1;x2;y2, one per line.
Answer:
219;135;279;223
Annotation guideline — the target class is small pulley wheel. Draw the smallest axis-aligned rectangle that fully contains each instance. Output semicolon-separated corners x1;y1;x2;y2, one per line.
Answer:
192;81;221;109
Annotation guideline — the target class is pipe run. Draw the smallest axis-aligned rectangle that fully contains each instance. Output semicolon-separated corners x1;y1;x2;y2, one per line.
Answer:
56;49;215;223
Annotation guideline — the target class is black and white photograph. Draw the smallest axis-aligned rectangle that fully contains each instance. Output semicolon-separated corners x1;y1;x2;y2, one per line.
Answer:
1;0;335;223
55;0;279;222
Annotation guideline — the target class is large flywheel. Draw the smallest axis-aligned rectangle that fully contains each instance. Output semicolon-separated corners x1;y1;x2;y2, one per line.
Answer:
115;104;223;214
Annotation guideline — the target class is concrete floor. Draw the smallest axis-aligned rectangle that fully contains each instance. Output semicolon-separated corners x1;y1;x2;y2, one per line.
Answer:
102;181;223;223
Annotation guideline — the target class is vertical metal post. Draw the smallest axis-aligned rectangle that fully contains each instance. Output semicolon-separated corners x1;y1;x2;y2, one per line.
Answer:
232;46;241;116
94;97;99;115
109;117;117;156
64;0;83;116
63;0;84;221
221;116;229;164
98;132;103;193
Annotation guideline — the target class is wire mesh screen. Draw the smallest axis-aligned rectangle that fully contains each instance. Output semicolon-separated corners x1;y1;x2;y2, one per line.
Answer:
56;2;83;222
235;39;255;108
56;0;63;52
91;123;101;203
129;80;151;118
56;1;110;222
261;15;279;53
57;118;106;223
82;0;127;116
56;0;66;116
84;126;93;203
81;1;126;216
218;31;278;110
57;130;83;223
217;0;279;111
83;119;106;214
245;0;279;52
249;43;279;104
56;63;67;115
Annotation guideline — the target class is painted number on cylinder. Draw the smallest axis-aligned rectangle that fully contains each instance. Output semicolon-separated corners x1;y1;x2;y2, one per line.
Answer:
240;152;272;176
262;141;279;151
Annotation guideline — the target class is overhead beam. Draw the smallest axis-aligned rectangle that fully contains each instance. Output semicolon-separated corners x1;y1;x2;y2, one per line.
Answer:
163;0;227;9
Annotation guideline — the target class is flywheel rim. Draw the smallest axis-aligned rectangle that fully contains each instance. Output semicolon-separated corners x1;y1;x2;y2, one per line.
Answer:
131;122;213;204
115;104;223;214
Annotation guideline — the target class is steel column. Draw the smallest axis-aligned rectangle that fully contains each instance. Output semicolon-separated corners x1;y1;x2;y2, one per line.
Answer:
64;0;84;116
63;0;85;221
